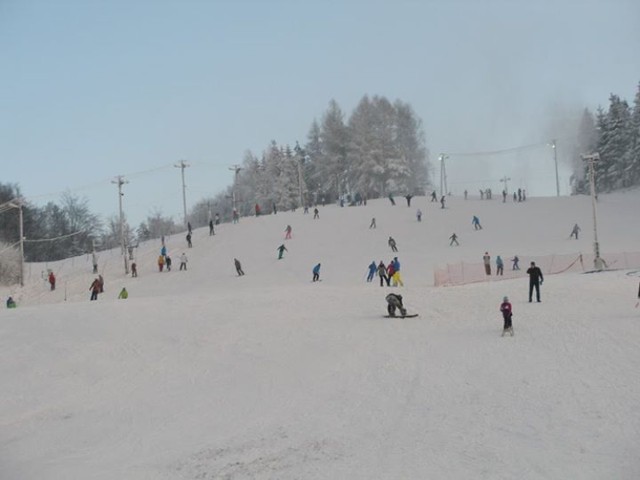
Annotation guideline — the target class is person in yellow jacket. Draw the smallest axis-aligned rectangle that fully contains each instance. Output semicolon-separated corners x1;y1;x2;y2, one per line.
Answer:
118;287;128;299
392;257;404;287
158;255;165;272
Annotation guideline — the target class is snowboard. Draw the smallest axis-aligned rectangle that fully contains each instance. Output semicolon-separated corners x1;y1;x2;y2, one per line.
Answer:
383;314;419;318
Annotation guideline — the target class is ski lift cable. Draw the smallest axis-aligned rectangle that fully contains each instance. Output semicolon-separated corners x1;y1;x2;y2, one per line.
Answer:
23;230;86;243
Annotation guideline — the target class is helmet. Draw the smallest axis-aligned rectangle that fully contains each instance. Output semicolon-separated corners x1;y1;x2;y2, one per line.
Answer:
503;296;509;302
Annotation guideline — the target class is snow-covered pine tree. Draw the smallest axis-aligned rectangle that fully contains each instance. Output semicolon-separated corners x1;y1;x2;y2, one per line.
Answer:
630;82;640;186
318;100;349;201
571;108;598;194
594;95;632;191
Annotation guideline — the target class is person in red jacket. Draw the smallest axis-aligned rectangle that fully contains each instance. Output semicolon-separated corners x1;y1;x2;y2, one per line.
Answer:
500;296;513;336
48;271;56;291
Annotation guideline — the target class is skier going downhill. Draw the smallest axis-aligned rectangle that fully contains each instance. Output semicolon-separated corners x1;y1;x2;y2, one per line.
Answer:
500;296;514;336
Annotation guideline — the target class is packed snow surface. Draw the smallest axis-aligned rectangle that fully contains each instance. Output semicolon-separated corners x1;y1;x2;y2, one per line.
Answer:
2;192;640;479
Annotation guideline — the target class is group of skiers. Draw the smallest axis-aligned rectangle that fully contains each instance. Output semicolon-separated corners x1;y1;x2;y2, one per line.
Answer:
368;257;404;287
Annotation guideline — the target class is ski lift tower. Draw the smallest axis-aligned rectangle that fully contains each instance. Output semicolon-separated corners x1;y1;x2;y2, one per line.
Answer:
581;153;604;270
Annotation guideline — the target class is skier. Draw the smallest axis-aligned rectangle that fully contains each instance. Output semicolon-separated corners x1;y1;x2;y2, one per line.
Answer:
392;257;404;287
209;220;214;236
313;208;319;219
522;189;526;201
388;236;398;253
483;252;491;276
500;296;514;336
472;215;482;230
158;255;165;272
118;287;128;300
369;217;376;229
570;223;581;240
378;261;389;287
284;225;292;239
366;261;377;282
464;190;468;200
179;253;188;271
272;203;277;214
496;255;504;276
502;190;507;203
405;194;413;207
526;261;544;302
517;188;522;202
511;255;520;270
440;195;446;209
6;296;16;309
449;233;459;246
131;261;138;277
513;192;517;202
431;191;437;202
312;263;321;282
388;194;396;206
234;258;245;276
165;255;172;271
161;245;167;258
92;251;98;274
48;271;56;291
385;293;407;317
186;232;192;248
480;189;484;200
232;209;239;224
89;278;101;301
277;244;288;259
416;209;422;222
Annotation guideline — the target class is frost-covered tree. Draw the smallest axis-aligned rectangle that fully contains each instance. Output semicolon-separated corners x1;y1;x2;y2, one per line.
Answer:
594;96;632;191
0;241;20;285
630;82;640;185
571;108;599;194
317;100;349;200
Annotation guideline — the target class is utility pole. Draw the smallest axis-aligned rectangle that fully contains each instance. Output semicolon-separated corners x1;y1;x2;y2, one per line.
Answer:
229;165;242;212
439;154;449;197
581;153;602;270
551;139;560;197
111;175;129;275
174;160;190;228
7;198;25;287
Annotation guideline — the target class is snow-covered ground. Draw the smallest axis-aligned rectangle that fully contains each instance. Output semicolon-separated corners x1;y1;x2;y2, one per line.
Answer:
1;192;640;479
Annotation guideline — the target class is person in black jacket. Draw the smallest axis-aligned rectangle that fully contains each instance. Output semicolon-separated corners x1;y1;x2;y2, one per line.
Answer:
526;261;544;302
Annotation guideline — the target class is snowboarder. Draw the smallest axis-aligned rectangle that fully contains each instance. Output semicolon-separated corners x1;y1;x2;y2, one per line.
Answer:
6;296;16;309
277;244;288;259
89;278;101;301
483;252;491;276
186;232;192;248
284;225;292;239
209;220;214;236
131;261;138;277
570;223;581;240
449;233;459;246
472;215;482;230
234;258;245;276
369;217;376;229
416;209;422;222
385;293;407;317
179;253;188;271
312;263;321;282
431;191;437;202
440;195;446;209
48;271;56;291
511;255;520;270
313;208;319;219
378;261;389;287
388;194;396;206
500;296;514;336
496;255;504;276
118;287;128;299
527;261;544;302
158;255;165;272
366;261;377;282
388;236;398;253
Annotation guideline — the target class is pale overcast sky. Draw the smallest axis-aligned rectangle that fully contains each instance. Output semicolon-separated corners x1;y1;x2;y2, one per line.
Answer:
1;0;639;225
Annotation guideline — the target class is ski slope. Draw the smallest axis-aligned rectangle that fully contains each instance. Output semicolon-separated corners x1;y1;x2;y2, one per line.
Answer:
1;191;640;479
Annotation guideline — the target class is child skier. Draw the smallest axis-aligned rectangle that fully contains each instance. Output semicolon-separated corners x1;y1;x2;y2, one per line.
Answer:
500;296;513;336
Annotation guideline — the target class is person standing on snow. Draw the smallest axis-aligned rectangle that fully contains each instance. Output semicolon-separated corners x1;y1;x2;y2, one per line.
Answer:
527;261;544;302
165;255;172;271
500;296;514;336
483;252;491;276
431;191;437;202
378;261;389;287
89;278;101;301
131;261;138;277
179;253;188;271
255;204;261;217
277;244;288;259
118;287;128;299
392;257;404;287
284;225;292;239
48;271;56;291
570;223;581;239
416;209;422;222
312;263;321;282
158;254;165;272
92;251;98;274
369;217;376;229
209;220;214;236
388;194;396;206
511;255;520;270
366;261;377;282
405;194;413;207
472;215;482;230
440;195;446;209
496;255;504;276
186;232;192;248
234;258;245;276
313;208;319;219
388;236;398;253
449;233;459;246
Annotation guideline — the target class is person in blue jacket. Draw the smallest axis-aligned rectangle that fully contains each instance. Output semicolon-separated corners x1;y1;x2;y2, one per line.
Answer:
366;261;377;282
496;255;504;275
312;263;321;282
